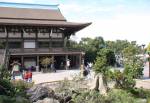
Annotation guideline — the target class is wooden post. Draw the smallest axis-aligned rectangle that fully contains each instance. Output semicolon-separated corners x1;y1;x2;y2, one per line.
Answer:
37;55;39;72
21;56;24;66
65;55;68;70
79;54;82;69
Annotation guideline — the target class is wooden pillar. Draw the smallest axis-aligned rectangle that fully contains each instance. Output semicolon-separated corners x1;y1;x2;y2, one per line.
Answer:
79;54;82;69
21;56;24;66
65;54;68;70
51;55;54;64
37;55;39;72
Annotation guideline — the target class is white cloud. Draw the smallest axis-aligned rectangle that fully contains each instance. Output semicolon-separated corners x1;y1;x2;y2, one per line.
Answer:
73;13;150;45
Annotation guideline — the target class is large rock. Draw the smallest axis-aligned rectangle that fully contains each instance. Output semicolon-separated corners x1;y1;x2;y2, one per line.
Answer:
27;85;72;103
33;98;59;103
89;73;107;94
27;85;54;102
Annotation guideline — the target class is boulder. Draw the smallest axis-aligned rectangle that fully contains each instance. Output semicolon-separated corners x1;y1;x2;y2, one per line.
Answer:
33;98;59;103
27;85;54;102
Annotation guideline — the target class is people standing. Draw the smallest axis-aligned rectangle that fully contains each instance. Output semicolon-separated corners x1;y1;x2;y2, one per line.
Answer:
27;69;32;82
23;70;28;82
66;59;70;70
11;60;21;80
51;63;56;72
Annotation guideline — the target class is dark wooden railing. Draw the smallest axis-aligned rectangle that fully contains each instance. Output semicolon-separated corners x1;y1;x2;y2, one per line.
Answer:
0;48;84;55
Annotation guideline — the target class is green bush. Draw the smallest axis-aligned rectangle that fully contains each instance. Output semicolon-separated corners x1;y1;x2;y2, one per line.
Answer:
0;79;16;96
11;80;34;97
0;65;11;80
129;88;150;98
0;95;30;103
72;90;106;103
106;89;137;103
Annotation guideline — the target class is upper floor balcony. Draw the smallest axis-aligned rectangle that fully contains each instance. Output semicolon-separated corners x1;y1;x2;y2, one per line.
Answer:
0;47;84;55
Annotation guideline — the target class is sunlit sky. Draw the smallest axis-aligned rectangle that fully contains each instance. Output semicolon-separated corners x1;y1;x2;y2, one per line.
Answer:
0;0;150;45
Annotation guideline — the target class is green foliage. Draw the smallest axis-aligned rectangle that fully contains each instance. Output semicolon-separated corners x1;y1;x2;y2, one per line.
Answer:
94;48;116;75
0;95;30;103
106;40;142;55
72;90;106;103
128;88;150;98
72;89;140;103
123;44;140;59
0;79;16;96
55;78;71;93
11;80;34;97
68;37;105;63
0;79;33;103
146;43;150;53
106;89;137;103
107;40;144;89
40;57;53;72
0;79;33;97
0;65;11;80
124;57;144;79
40;57;52;67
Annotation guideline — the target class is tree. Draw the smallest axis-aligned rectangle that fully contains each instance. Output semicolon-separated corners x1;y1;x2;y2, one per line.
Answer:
113;43;144;89
79;36;105;63
68;37;106;63
40;57;52;72
122;43;143;78
106;40;130;55
93;48;116;92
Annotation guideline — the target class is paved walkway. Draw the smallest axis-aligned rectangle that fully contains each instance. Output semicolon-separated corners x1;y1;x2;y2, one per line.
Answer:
135;62;150;89
32;70;81;84
32;63;150;89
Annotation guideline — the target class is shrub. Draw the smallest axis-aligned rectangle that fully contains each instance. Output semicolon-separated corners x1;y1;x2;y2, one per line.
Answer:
72;90;106;103
0;79;16;96
11;80;34;97
106;89;137;103
0;95;30;103
128;88;150;98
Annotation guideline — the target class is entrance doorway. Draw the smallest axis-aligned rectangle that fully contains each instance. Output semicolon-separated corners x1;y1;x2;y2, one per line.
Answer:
24;57;36;71
54;56;65;70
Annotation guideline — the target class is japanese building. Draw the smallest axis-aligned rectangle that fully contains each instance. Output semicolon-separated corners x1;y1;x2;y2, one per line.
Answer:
0;2;91;70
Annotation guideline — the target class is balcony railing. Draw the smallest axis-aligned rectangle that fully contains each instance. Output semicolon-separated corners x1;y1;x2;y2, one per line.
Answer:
0;47;84;55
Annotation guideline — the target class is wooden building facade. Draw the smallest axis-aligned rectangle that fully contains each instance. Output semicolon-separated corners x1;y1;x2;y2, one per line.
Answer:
0;2;91;70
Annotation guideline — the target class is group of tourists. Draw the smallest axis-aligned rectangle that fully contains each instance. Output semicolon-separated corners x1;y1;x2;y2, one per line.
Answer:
83;63;92;78
11;60;32;82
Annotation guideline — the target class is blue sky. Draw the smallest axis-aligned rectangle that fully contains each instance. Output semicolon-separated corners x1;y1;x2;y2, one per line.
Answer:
0;0;150;45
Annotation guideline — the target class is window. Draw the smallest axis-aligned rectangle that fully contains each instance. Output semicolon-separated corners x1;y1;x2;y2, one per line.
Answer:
52;41;63;47
51;33;63;38
8;42;21;49
38;42;49;48
24;41;35;48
